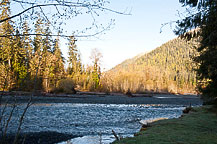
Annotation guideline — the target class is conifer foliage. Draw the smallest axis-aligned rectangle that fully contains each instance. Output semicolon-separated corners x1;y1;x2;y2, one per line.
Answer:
0;0;17;90
0;1;66;91
0;0;104;92
176;0;217;100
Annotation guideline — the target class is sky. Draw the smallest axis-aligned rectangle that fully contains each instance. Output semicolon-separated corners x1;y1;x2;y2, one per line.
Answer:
11;0;186;71
59;0;186;71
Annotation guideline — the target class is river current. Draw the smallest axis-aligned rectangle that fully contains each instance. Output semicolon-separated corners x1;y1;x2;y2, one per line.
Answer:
1;94;202;144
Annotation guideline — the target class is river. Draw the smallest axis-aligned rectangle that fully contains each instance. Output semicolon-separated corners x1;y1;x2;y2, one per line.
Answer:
1;94;202;144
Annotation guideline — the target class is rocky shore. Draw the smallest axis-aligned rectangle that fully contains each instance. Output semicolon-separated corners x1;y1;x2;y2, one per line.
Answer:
1;91;201;105
0;131;79;144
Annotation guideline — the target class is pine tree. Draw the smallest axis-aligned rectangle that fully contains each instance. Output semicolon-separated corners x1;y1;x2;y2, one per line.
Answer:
21;21;33;90
22;21;33;70
176;0;217;101
33;17;43;52
52;36;65;88
0;0;15;90
30;17;44;90
11;29;27;90
41;23;53;91
67;36;82;80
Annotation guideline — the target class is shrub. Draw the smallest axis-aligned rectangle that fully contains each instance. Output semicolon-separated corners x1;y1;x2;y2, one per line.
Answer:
56;78;75;93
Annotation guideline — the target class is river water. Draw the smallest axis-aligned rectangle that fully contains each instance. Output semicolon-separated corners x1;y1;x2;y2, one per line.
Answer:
1;94;202;144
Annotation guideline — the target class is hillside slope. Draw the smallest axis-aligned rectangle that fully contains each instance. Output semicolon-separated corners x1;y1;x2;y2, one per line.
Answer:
101;37;199;94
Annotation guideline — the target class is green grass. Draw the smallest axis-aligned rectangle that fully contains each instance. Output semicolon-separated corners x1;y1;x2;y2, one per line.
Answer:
113;106;217;144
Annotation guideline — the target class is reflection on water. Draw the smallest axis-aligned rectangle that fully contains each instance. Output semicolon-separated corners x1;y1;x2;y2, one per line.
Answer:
59;135;116;144
2;103;190;143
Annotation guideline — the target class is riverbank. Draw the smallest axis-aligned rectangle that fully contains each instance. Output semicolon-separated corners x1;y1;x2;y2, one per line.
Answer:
1;92;201;105
0;131;79;144
113;105;217;144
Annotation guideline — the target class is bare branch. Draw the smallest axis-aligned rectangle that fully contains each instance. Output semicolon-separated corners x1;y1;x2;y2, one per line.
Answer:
0;21;112;38
12;0;36;5
0;4;60;23
0;2;130;23
3;102;16;140
55;5;64;16
39;6;53;27
160;21;176;33
13;99;32;144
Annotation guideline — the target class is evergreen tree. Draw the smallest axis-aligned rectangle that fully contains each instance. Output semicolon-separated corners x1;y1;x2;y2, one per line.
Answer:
0;0;14;90
11;29;27;89
22;21;33;70
176;0;217;101
41;23;53;91
30;17;44;90
67;36;81;78
33;17;43;53
21;21;33;90
52;36;65;88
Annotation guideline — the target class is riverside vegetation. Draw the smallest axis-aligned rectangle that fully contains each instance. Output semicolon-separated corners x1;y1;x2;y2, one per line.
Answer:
113;106;217;144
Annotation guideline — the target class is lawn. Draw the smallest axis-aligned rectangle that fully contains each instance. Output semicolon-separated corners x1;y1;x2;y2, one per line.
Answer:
113;106;217;144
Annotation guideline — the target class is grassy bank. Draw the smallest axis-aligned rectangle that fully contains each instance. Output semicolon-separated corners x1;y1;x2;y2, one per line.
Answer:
114;106;217;144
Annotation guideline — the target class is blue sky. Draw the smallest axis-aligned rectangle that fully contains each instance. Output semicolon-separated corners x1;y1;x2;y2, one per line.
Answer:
59;0;186;71
11;0;185;71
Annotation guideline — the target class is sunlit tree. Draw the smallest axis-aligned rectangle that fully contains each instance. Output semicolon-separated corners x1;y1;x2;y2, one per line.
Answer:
0;0;14;90
68;36;80;74
90;48;102;90
52;36;65;88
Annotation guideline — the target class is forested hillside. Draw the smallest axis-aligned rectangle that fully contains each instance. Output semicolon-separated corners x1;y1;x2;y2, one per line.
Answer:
101;37;199;94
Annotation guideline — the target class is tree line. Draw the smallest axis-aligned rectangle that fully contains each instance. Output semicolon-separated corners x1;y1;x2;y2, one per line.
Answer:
0;0;102;93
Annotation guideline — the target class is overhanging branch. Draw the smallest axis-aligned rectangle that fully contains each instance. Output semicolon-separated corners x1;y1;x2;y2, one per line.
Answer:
0;2;130;23
0;29;108;38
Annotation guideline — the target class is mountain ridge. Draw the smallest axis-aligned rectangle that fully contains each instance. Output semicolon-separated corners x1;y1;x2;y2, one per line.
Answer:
101;36;199;94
